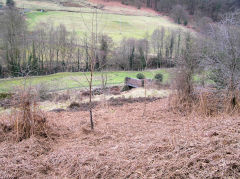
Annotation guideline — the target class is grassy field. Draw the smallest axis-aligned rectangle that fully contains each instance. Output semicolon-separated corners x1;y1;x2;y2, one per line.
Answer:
0;69;170;92
26;10;186;42
13;0;191;42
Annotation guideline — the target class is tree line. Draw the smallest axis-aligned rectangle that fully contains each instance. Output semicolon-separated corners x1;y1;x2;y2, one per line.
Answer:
0;4;189;78
120;0;240;23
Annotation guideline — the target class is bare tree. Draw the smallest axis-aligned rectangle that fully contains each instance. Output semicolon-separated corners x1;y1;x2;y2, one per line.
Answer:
175;32;201;101
204;11;240;109
80;7;105;130
197;16;213;34
1;6;27;76
171;5;189;25
151;27;165;68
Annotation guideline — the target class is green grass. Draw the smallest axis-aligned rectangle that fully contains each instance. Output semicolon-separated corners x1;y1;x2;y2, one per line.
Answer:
26;10;187;42
0;69;170;92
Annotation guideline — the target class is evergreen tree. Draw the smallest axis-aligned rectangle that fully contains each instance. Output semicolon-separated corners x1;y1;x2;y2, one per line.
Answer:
31;42;39;74
129;47;135;70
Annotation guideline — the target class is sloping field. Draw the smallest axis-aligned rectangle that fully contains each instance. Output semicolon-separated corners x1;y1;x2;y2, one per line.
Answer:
0;98;239;178
0;69;170;92
13;0;189;42
26;10;186;42
12;0;192;42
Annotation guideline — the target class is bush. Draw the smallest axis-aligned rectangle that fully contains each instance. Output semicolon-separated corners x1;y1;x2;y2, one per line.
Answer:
121;85;130;92
184;20;188;26
69;102;80;109
12;88;47;141
36;83;52;101
136;73;145;79
0;93;13;100
154;73;163;82
55;93;70;102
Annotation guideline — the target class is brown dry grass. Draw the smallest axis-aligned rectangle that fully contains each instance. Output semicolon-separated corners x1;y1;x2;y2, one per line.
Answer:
170;87;240;117
11;88;49;141
0;98;239;178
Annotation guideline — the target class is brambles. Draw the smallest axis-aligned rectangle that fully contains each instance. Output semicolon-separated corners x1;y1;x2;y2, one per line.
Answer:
136;73;145;79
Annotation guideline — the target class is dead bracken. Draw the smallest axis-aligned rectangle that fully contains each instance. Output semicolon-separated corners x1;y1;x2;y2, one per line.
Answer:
0;98;239;178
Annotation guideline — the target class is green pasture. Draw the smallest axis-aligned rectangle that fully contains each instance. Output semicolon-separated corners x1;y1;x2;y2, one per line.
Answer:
26;10;187;42
0;69;170;92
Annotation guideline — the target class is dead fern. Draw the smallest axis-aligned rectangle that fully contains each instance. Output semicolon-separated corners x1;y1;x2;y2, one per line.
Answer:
12;88;48;141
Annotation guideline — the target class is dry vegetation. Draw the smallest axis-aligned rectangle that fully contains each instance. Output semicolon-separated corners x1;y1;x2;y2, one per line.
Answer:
0;96;239;178
0;1;240;179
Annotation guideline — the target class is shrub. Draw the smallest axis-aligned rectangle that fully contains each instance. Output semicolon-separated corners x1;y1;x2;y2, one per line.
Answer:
12;88;47;141
0;93;13;100
69;102;80;109
36;83;52;101
184;20;188;26
121;85;130;92
154;73;163;82
136;73;145;79
55;93;70;102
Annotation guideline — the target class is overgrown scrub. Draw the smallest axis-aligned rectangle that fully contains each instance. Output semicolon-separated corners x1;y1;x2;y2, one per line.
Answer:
0;118;13;142
11;87;48;141
203;10;240;113
170;33;200;114
171;11;240;116
170;71;196;114
225;90;240;113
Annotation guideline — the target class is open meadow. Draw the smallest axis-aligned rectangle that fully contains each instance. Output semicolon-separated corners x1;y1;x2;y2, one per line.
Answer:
26;10;186;42
0;69;170;92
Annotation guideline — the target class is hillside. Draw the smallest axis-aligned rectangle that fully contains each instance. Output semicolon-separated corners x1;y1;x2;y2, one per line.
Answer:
101;0;240;21
1;98;239;178
0;1;240;178
13;0;190;42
